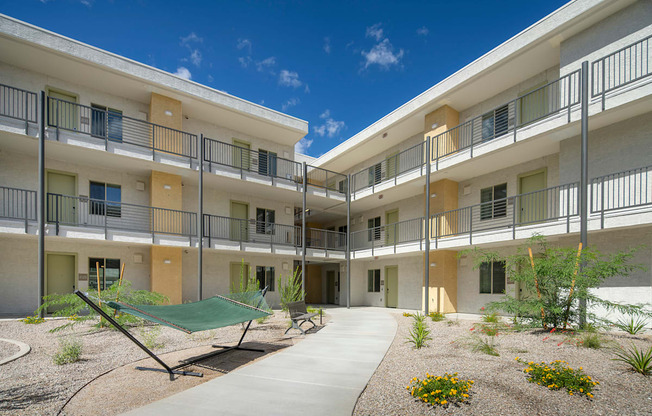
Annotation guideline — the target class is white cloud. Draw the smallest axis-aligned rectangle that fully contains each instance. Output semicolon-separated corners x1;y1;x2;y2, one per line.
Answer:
189;49;202;66
323;37;331;54
282;98;300;111
237;38;252;53
255;57;276;72
181;32;203;46
207;74;214;82
295;137;313;154
366;23;384;41
417;26;429;36
238;56;252;68
362;39;404;70
80;0;93;6
314;110;346;138
279;70;303;88
173;67;192;80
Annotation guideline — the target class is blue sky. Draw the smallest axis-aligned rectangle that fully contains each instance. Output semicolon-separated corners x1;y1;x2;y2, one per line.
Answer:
1;0;568;156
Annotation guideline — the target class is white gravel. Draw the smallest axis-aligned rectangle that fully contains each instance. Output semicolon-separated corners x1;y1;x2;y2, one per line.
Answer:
354;312;652;416
0;312;327;415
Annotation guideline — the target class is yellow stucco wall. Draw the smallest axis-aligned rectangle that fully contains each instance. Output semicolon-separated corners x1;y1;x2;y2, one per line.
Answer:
149;170;182;210
425;179;459;237
423;250;458;313
150;245;183;305
304;264;323;304
424;105;460;159
149;92;184;155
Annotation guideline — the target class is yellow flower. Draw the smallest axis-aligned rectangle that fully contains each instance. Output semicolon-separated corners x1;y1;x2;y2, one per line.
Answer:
441;400;447;405
463;394;469;398
515;357;520;361
579;388;583;393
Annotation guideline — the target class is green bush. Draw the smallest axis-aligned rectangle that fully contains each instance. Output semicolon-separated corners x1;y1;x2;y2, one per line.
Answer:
614;315;648;335
580;332;602;349
466;334;499;356
481;311;500;324
428;312;445;322
278;267;305;315
407;372;473;407
612;344;652;375
406;313;431;349
52;337;82;365
517;358;598;397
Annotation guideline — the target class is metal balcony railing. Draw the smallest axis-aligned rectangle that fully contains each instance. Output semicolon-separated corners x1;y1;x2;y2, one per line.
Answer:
306;165;347;195
0;83;38;133
46;193;197;237
430;183;579;245
350;141;426;195
351;217;425;252
203;138;303;183
0;185;37;232
592;34;652;110
305;228;346;251
431;70;581;165
591;165;651;228
202;214;301;247
47;97;198;159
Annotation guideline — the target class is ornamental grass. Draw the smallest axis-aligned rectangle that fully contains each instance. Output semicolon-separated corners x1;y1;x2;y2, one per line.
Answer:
407;372;473;407
516;358;599;398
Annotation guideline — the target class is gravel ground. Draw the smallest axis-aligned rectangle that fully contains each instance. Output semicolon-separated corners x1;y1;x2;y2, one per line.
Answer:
0;340;20;362
0;311;328;416
354;312;652;416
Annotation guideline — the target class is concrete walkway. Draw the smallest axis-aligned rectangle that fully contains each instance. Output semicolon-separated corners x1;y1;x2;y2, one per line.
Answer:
123;307;397;416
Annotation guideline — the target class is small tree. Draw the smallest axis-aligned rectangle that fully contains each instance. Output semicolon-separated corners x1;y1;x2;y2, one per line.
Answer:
462;235;649;329
278;266;305;315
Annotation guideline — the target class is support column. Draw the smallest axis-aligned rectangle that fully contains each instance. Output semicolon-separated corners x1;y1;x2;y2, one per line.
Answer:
38;91;45;317
198;134;203;301
424;138;431;314
579;60;589;325
346;174;351;309
301;162;307;297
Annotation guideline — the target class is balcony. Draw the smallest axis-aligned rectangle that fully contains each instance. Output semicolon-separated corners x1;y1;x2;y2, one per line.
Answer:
351;217;425;259
0;83;38;135
0;185;37;233
46;193;197;245
46;97;198;164
305;165;348;200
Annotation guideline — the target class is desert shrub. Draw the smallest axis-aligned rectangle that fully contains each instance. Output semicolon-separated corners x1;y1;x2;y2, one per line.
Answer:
580;333;603;349
429;312;445;322
36;280;168;332
462;235;648;329
21;315;44;324
403;312;414;318
516;358;598;397
139;325;164;350
481;312;500;324
278;267;305;315
407;372;473;407
612;344;652;375
614;314;648;335
466;334;499;356
406;313;431;349
52;337;82;365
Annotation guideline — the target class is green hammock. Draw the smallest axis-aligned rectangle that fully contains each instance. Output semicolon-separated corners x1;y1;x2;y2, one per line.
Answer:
107;291;271;334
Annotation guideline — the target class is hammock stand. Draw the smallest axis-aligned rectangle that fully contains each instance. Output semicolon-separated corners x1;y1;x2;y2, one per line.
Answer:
74;288;270;380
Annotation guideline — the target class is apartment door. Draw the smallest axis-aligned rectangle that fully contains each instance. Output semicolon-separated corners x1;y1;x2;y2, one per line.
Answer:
519;170;546;224
326;270;336;304
385;266;398;308
48;89;78;130
46;253;75;313
47;171;76;225
385;209;399;245
230;201;249;241
230;262;250;292
232;140;251;170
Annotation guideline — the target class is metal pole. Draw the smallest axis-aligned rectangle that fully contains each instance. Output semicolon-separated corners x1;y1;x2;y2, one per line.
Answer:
580;60;589;325
424;138;431;314
301;162;307;298
346;174;351;309
198;134;204;301
38;91;46;317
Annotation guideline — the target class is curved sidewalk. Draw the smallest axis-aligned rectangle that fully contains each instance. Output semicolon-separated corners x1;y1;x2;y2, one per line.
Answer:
123;307;397;416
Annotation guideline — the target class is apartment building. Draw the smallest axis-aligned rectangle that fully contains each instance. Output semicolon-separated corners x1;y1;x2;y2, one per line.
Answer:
1;0;650;319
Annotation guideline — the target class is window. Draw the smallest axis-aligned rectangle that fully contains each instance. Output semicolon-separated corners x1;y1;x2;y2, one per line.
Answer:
89;181;121;217
256;208;275;234
338;225;347;234
367;217;381;241
367;269;381;292
368;163;382;186
481;105;509;141
89;258;121;290
91;104;123;142
338;179;347;193
255;266;275;291
258;149;277;177
479;261;506;294
480;183;507;220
